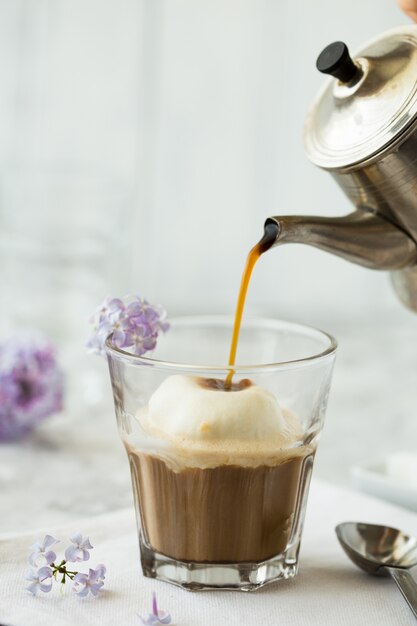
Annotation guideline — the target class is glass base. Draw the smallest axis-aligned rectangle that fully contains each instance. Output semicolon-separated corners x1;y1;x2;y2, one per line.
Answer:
140;535;300;591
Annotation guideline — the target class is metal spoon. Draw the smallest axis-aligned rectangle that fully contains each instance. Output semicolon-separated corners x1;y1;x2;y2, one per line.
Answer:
336;522;417;619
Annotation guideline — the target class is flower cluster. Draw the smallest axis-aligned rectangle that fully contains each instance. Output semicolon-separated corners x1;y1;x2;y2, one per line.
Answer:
0;331;63;440
25;533;106;598
86;296;169;357
139;592;172;625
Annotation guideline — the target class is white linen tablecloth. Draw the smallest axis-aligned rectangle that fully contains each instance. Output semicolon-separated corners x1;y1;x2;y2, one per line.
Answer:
1;479;416;626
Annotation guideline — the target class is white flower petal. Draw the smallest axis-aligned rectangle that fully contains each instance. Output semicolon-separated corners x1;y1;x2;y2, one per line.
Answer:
43;535;59;549
26;583;38;595
64;545;80;562
37;566;52;580
75;585;89;598
81;537;93;550
43;550;56;565
69;532;83;546
24;568;38;582
28;552;40;567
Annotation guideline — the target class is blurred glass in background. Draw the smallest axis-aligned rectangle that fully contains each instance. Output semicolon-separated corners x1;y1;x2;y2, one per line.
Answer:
0;165;132;408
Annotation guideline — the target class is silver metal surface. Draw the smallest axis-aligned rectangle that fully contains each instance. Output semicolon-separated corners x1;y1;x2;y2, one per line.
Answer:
336;522;417;619
331;125;417;309
305;26;417;170
266;25;417;312
266;212;417;270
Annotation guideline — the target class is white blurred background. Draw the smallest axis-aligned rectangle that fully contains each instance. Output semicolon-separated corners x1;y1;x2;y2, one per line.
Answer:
0;0;416;489
0;0;414;326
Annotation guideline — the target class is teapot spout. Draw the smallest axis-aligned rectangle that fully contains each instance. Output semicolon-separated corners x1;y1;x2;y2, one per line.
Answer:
265;211;417;270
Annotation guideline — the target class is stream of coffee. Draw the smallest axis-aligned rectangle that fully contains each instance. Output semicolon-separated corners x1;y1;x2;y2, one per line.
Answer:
226;220;279;387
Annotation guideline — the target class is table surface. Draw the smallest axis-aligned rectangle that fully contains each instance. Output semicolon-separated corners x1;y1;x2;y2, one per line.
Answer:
1;317;417;534
2;481;417;626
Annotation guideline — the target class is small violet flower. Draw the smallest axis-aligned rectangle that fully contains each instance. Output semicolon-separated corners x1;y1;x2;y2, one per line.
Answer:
86;295;169;357
139;592;172;625
28;534;59;567
65;533;93;562
0;331;64;440
73;564;107;598
25;566;53;595
25;532;106;599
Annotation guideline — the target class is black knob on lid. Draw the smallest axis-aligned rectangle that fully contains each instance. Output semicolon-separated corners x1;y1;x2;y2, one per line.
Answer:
316;41;360;83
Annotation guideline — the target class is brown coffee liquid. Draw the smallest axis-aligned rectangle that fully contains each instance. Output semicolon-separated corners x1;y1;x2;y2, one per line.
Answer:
129;448;314;563
226;220;278;387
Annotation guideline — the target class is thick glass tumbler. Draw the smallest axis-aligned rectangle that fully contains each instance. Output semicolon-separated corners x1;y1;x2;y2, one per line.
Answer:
106;316;336;591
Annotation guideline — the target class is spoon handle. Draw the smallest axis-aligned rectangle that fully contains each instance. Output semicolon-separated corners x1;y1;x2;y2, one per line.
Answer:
386;566;417;618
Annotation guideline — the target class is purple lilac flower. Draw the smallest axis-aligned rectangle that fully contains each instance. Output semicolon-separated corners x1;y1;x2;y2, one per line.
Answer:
72;564;106;597
25;532;107;599
25;566;53;595
28;535;59;567
139;592;172;625
0;331;63;441
86;295;169;357
65;533;93;562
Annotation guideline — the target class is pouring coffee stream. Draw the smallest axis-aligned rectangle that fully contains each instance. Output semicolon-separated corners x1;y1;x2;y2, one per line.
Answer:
228;28;417;378
226;221;278;387
226;208;416;385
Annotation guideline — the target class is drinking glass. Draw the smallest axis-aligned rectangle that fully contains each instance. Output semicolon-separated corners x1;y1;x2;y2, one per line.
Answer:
106;316;337;591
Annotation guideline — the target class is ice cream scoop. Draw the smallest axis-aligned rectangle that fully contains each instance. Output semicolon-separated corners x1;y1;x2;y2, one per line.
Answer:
135;374;304;470
145;374;294;442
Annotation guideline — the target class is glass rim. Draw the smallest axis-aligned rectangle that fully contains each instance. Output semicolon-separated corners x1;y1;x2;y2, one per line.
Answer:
105;315;337;373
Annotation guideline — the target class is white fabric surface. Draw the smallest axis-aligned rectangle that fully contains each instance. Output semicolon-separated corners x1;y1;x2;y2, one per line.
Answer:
1;479;417;626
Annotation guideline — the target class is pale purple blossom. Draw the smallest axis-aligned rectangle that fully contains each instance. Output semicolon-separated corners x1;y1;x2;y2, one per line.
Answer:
0;331;63;440
28;534;59;567
25;566;53;595
72;564;107;598
65;533;93;562
25;532;106;599
139;592;172;625
86;295;169;357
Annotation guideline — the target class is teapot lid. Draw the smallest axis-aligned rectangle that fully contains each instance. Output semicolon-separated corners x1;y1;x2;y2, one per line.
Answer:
304;26;417;170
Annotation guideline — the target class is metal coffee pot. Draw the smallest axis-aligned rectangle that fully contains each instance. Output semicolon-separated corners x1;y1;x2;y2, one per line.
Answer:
267;25;417;311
